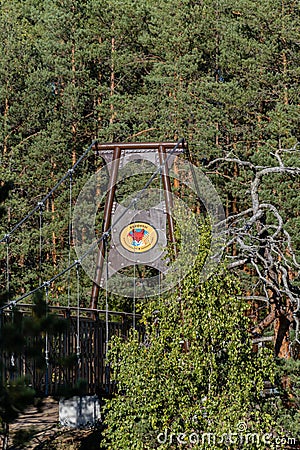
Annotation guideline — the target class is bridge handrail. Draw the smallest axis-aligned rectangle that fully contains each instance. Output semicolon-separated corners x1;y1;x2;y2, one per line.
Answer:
6;303;141;319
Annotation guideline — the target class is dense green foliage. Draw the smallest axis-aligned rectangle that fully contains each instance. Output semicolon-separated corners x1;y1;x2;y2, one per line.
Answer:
102;253;276;449
0;0;299;448
274;358;300;441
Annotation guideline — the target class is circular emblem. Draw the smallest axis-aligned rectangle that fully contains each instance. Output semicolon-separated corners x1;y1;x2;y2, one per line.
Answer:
120;222;158;253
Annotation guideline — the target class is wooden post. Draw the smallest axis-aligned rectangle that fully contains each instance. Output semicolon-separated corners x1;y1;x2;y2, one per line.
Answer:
90;146;121;309
158;145;177;257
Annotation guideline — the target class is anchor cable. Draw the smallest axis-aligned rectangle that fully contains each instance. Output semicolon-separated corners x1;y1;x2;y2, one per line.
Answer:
0;140;97;244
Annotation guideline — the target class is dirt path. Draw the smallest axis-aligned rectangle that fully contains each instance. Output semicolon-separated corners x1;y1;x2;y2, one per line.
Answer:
7;398;102;450
8;398;59;449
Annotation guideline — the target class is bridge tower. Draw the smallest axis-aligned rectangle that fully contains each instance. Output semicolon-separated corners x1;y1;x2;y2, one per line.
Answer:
90;141;185;309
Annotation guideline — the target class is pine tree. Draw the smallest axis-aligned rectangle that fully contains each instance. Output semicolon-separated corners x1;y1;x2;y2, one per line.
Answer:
0;289;73;449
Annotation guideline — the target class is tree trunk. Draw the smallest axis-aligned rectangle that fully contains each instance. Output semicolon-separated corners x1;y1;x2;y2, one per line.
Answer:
274;314;290;358
110;36;116;127
281;0;288;106
51;195;57;266
274;299;293;358
95;37;103;139
3;97;9;156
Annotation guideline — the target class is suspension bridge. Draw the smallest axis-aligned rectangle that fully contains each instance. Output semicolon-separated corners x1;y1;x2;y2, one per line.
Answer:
0;139;187;397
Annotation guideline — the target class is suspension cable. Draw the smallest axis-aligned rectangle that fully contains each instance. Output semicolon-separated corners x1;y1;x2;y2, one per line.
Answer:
104;235;110;391
5;235;10;300
104;235;109;356
38;202;44;284
133;264;136;330
0;139;185;311
44;282;50;396
0;140;97;244
159;160;164;300
76;262;81;372
132;200;137;330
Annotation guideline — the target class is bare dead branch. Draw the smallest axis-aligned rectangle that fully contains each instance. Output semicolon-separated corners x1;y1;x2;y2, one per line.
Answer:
205;148;300;344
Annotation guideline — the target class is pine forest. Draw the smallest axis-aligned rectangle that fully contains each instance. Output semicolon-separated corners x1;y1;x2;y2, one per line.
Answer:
0;0;299;449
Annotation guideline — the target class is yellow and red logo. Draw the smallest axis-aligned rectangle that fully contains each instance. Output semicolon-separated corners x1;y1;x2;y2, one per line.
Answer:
120;222;158;253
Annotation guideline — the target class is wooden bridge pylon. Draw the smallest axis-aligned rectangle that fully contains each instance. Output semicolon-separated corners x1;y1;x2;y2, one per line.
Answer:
90;141;186;308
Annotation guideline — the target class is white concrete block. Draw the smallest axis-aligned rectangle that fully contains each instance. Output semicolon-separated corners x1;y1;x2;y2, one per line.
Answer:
59;395;101;428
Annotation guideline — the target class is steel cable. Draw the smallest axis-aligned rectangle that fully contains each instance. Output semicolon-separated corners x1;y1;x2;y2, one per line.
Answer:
0;140;97;244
